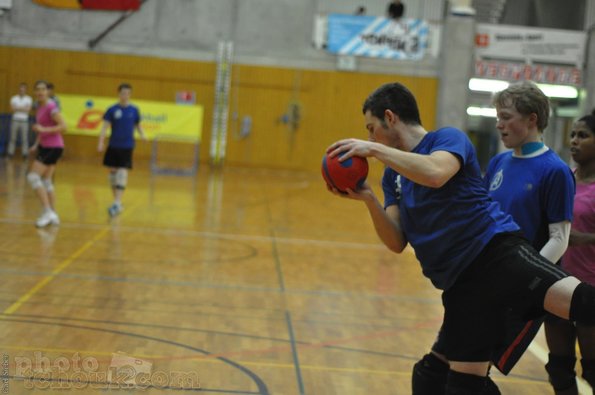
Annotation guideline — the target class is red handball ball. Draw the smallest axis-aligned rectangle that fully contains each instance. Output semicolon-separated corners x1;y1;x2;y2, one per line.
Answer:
322;153;369;193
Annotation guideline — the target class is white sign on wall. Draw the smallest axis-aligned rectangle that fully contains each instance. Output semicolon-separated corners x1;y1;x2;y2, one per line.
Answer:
475;23;586;67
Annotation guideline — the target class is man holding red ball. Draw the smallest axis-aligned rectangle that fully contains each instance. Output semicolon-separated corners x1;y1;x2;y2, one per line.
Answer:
325;82;595;394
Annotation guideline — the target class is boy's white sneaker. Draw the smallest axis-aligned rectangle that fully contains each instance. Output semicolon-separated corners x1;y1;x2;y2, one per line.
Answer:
36;211;59;227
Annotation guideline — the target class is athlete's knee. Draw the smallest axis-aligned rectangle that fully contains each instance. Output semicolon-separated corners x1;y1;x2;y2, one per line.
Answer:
581;358;595;388
445;370;499;395
42;178;54;192
545;353;577;391
115;168;127;190
570;283;595;324
412;353;449;395
109;171;117;188
27;172;42;190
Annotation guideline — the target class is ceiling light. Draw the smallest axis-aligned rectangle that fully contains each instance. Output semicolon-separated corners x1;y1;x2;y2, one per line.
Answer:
468;78;578;99
467;106;497;118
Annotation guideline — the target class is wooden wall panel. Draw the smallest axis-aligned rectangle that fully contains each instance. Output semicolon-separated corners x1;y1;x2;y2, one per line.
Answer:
0;46;438;171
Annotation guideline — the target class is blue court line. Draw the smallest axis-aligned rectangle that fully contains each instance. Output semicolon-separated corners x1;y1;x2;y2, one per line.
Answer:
270;231;285;292
0;285;441;317
285;311;305;395
0;266;442;301
0;317;270;395
0;297;434;333
3;312;421;363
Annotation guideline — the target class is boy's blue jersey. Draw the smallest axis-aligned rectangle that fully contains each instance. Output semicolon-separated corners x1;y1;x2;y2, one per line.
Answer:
382;127;519;290
104;104;141;149
485;149;575;251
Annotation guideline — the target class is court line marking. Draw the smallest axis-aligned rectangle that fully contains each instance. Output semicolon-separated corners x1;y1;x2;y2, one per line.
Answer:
0;217;412;252
285;311;305;395
0;343;549;386
0;317;270;394
2;228;109;315
2;201;143;316
0;266;441;301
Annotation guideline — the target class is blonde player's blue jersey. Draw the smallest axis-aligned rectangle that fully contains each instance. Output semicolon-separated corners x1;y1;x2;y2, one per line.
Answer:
382;127;519;290
485;148;575;254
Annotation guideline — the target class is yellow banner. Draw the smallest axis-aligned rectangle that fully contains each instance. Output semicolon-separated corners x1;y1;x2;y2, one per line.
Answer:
60;94;203;143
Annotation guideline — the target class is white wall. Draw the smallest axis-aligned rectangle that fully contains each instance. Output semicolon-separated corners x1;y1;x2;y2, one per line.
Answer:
0;0;443;76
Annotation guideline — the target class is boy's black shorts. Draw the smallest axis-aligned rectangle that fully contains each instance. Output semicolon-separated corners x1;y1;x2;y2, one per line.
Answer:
103;147;133;169
36;146;63;165
440;232;569;362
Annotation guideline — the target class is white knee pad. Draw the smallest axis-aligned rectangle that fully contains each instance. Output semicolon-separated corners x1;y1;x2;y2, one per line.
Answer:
27;172;43;190
42;178;54;192
109;172;117;188
115;169;128;190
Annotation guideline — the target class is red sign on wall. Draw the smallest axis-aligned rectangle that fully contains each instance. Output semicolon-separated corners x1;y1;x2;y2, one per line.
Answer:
474;60;582;86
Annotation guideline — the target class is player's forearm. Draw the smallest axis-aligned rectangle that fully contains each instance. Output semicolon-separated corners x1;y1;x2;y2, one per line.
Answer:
98;125;108;140
364;199;407;253
540;221;571;262
569;230;595;246
137;127;146;138
40;123;66;134
370;144;452;188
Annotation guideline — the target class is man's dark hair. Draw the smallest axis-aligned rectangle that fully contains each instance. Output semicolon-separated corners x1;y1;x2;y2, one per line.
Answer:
388;1;405;19
118;83;132;91
362;82;422;126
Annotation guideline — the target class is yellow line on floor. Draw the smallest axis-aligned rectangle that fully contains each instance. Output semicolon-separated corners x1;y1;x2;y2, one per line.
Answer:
3;228;109;315
3;201;142;316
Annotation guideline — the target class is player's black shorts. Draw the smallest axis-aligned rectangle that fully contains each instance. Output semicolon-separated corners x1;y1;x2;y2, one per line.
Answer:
36;146;63;165
440;232;569;362
103;147;133;169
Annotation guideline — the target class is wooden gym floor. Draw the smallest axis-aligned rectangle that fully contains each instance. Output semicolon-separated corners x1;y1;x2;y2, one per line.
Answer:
0;156;586;394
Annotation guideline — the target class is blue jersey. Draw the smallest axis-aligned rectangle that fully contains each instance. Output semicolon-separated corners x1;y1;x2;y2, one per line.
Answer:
485;149;575;252
382;127;519;290
103;104;141;149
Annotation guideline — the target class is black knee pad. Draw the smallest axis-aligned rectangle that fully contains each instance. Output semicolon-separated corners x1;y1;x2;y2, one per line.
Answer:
446;370;492;395
485;375;501;395
570;283;595;325
412;353;449;395
545;354;577;391
581;358;595;388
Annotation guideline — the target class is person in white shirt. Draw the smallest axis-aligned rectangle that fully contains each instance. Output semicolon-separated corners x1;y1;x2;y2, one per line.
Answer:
7;83;33;159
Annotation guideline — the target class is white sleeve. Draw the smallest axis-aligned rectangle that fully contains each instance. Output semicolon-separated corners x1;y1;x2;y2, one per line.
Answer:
539;221;571;263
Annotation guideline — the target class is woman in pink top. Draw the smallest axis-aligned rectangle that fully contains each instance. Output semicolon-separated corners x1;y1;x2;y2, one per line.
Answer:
546;109;595;394
27;80;66;227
